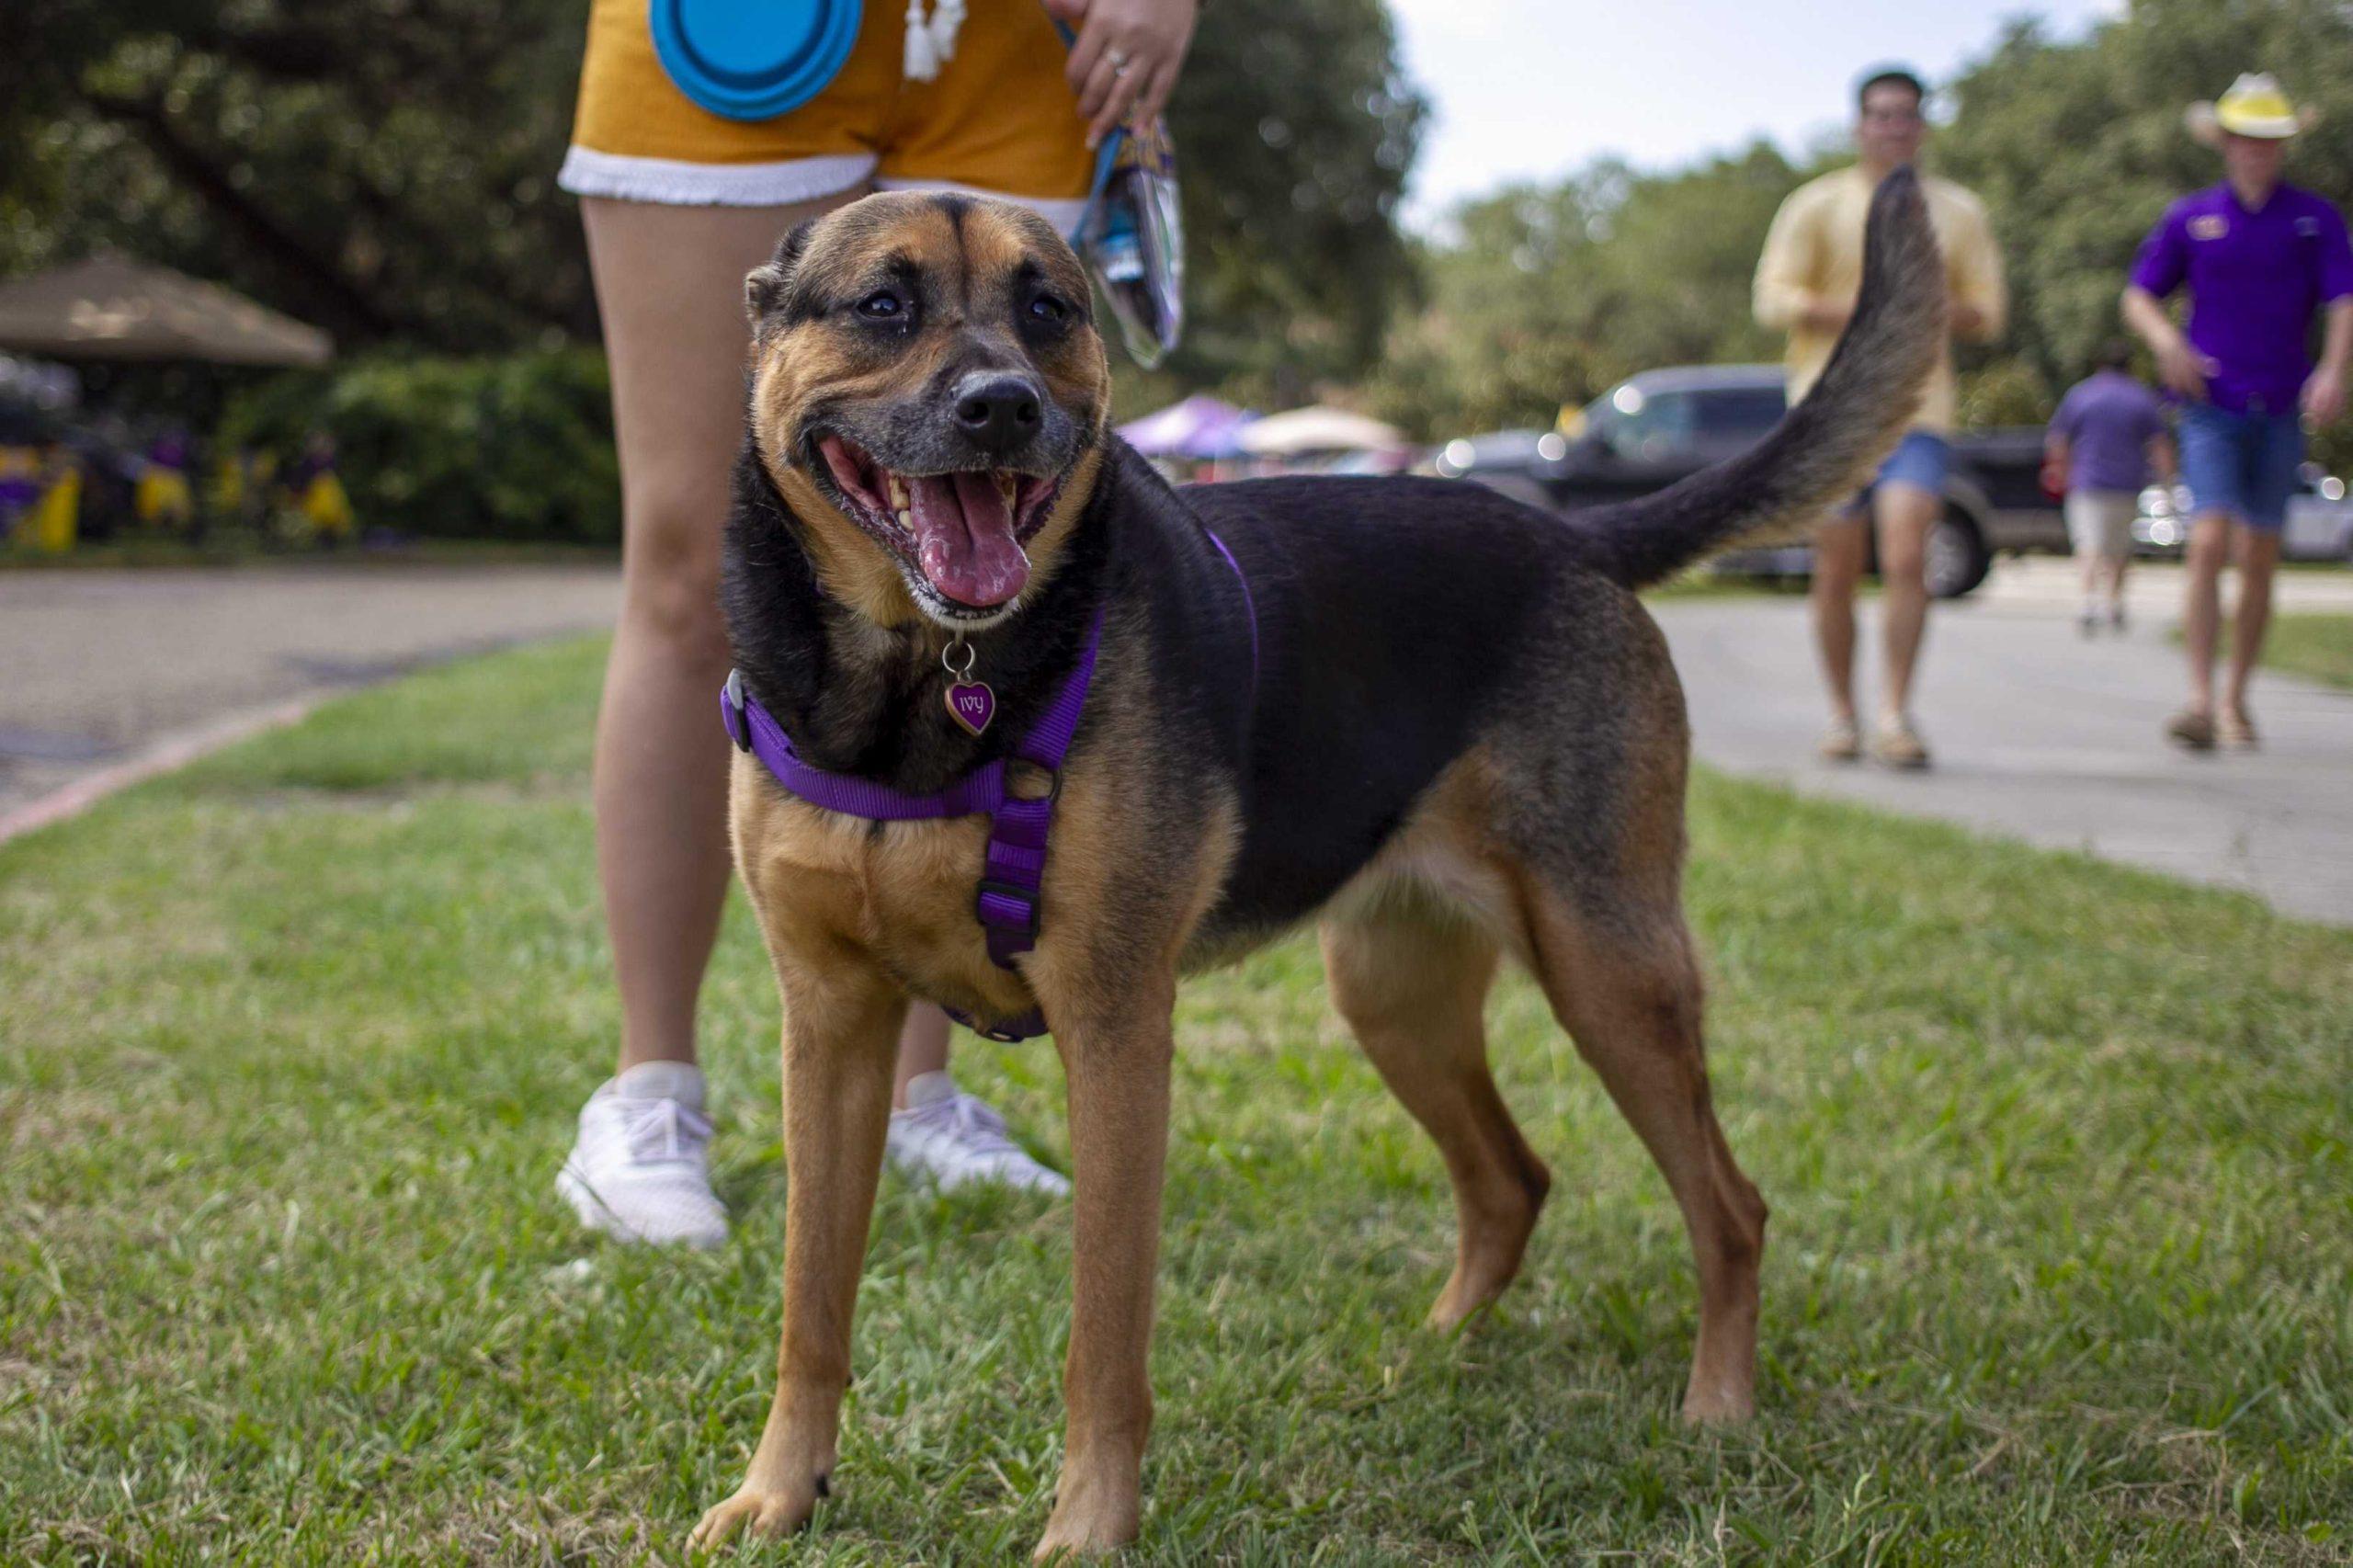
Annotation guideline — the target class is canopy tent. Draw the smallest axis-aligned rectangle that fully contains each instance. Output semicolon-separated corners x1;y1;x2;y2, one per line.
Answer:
1118;394;1254;460
0;255;332;368
1234;405;1402;457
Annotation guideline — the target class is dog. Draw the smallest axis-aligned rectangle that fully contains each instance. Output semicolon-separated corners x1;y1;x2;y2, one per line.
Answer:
690;170;1942;1557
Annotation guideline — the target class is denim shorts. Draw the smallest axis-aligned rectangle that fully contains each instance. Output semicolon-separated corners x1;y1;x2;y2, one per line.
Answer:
2177;402;2303;532
1846;431;1948;512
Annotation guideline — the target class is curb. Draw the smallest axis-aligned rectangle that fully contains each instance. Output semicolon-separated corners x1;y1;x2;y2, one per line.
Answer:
0;695;324;847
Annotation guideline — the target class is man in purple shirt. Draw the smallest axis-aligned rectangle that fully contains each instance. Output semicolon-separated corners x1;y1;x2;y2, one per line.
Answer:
2046;341;2175;635
2123;73;2353;751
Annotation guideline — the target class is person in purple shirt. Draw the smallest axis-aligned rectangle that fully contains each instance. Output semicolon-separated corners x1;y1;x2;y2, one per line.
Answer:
2046;341;2175;635
2122;73;2353;751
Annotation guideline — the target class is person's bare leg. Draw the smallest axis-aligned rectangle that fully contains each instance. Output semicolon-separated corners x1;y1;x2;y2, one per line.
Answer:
892;1004;953;1108
2223;525;2280;724
1873;481;1938;722
2180;512;2231;720
2106;551;2130;619
583;194;859;1074
1811;509;1867;725
2075;532;2102;623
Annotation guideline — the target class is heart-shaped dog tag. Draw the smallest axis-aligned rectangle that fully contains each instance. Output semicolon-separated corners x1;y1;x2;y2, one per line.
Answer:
946;680;996;737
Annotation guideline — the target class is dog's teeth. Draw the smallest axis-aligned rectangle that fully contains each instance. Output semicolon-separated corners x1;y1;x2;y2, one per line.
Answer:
895;508;911;529
886;474;909;509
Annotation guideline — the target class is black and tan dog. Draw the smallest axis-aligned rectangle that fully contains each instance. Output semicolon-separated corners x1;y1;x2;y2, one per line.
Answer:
692;172;1942;1556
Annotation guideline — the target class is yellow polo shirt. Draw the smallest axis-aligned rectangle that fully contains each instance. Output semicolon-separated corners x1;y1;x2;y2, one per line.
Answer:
1753;165;2007;434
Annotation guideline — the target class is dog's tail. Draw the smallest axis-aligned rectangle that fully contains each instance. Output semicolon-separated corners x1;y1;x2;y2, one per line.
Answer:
1570;166;1947;590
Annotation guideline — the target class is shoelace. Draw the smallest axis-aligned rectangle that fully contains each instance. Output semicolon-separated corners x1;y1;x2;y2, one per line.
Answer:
904;1094;1027;1163
617;1096;712;1165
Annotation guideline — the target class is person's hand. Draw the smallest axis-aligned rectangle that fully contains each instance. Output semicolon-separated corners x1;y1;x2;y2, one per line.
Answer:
2153;333;2217;401
2302;363;2347;426
1044;0;1197;149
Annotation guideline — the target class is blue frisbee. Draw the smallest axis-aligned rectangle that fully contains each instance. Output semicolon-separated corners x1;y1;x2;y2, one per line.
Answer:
650;0;863;122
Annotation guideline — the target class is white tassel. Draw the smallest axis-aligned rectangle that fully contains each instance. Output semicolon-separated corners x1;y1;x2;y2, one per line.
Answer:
904;0;965;82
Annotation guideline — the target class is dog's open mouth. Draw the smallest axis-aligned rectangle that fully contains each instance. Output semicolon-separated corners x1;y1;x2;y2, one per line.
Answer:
814;434;1062;611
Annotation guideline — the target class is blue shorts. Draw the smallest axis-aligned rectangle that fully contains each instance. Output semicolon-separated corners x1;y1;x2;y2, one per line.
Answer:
2177;402;2303;532
1846;431;1948;513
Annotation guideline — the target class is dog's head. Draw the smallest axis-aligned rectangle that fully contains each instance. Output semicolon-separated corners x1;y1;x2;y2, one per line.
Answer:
744;191;1111;630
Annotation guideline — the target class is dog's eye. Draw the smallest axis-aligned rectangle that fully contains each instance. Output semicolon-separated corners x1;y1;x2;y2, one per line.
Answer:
1028;293;1070;325
854;290;904;321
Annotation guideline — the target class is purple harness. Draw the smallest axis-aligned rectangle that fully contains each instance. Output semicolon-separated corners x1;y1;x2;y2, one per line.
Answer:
721;529;1255;1042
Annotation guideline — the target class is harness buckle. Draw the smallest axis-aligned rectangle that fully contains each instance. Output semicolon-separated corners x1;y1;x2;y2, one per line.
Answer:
974;878;1042;939
722;669;754;754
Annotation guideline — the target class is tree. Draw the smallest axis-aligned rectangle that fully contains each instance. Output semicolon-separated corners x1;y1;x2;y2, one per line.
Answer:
1938;0;2353;409
1370;143;1813;437
2;0;1424;396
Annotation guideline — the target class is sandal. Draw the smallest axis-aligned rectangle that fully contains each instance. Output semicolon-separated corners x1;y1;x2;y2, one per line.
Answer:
2165;710;2216;752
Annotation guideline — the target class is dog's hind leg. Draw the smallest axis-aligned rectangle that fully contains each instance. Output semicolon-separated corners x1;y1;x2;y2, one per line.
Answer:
1515;877;1766;1423
1322;903;1552;1332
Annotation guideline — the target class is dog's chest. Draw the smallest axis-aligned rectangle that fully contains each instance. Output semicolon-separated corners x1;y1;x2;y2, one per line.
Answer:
731;766;1037;1014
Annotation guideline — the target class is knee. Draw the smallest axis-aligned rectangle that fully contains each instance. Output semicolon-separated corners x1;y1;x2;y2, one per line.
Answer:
2186;519;2232;574
1878;532;1926;585
620;497;731;665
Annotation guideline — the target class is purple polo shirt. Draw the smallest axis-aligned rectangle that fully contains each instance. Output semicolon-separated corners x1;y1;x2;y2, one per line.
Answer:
2130;181;2353;414
2049;370;2165;494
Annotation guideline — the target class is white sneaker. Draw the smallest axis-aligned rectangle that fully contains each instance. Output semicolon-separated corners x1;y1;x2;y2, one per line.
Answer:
556;1061;730;1248
886;1071;1070;1196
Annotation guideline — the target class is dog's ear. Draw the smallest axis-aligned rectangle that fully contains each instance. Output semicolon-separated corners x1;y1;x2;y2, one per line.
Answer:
745;219;818;325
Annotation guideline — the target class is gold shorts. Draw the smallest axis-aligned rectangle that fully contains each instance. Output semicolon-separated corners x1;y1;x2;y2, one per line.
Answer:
558;0;1093;224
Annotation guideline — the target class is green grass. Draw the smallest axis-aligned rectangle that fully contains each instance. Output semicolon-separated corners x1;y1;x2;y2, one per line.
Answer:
5;638;2350;1564
2260;612;2353;690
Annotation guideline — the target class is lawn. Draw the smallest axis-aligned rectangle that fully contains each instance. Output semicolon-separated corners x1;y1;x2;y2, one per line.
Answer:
4;636;2349;1564
2261;612;2353;690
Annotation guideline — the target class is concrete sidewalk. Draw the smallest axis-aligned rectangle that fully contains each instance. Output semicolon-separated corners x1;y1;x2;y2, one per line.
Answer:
0;562;620;835
1652;560;2353;924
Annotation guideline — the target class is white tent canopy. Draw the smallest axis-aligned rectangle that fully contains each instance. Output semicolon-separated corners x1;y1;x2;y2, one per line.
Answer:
0;254;332;368
1233;405;1403;456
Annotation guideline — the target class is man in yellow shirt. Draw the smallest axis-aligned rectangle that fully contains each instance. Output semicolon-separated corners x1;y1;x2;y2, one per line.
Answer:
1754;65;2006;768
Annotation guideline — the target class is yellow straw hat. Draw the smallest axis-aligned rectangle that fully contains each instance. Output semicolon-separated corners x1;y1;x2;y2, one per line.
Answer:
2187;73;2318;144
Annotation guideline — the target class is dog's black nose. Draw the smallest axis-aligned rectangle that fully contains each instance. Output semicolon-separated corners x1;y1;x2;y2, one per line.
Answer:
953;375;1043;456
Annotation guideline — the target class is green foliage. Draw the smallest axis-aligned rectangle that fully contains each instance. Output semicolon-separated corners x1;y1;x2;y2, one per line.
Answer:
2;0;1423;401
1370;144;1812;438
1936;0;2353;469
1164;0;1427;404
218;349;620;543
0;0;594;351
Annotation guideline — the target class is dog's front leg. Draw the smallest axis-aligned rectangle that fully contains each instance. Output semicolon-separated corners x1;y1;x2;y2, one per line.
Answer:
691;971;904;1550
1034;980;1176;1560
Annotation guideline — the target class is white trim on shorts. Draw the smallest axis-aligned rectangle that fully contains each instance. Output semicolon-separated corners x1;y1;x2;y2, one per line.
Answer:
558;148;1091;233
557;147;877;206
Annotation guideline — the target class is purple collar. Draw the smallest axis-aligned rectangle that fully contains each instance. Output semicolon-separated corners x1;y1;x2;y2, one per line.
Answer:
720;528;1253;1041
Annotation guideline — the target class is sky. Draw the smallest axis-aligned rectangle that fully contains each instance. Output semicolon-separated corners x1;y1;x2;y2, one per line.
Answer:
1386;0;2126;232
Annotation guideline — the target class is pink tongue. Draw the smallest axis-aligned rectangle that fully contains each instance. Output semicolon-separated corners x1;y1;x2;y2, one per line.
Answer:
906;472;1030;607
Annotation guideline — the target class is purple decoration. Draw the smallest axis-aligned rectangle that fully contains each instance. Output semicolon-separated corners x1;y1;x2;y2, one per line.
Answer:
1118;394;1256;460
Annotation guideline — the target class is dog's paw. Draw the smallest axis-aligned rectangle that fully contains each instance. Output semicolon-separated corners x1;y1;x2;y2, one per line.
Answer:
688;1482;821;1551
1679;1382;1756;1426
1031;1486;1139;1560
